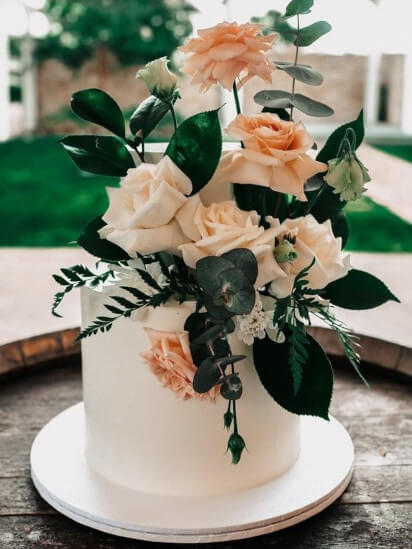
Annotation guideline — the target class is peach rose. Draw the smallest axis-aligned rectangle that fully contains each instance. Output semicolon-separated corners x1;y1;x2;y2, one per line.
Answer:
270;215;351;298
180;22;277;92
176;196;284;287
99;156;192;257
213;113;327;201
141;328;219;402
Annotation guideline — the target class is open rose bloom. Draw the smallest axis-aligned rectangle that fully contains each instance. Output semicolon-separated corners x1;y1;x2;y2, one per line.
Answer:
141;328;219;402
180;22;278;92
213;114;327;201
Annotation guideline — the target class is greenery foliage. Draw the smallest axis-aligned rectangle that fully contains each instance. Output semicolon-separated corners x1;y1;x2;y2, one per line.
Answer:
35;0;195;69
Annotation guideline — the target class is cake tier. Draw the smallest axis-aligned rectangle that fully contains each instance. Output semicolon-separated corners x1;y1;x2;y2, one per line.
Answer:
81;286;300;497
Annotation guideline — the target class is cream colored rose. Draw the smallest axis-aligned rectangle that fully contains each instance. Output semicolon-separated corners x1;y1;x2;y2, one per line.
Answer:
176;196;284;287
137;57;178;102
270;215;351;298
212;113;327;201
100;156;192;257
141;328;219;402
180;22;277;92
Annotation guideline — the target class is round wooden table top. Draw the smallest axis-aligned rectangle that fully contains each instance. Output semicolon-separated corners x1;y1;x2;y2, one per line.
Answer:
1;354;411;548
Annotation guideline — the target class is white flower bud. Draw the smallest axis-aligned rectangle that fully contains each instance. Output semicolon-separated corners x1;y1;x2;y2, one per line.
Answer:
324;152;371;202
136;57;178;103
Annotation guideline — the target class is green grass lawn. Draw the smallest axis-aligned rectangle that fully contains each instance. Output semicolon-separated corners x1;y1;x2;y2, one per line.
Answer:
1;136;412;252
375;145;412;164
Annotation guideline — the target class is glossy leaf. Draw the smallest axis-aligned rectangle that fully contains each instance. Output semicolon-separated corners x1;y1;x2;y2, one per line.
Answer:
284;0;313;17
234;184;289;222
317;111;365;164
71;89;125;138
276;63;323;86
262;106;291;120
77;216;131;261
295;21;332;47
323;270;400;310
130;95;170;137
196;256;233;296
253;334;333;420
166;109;222;194
61;135;135;177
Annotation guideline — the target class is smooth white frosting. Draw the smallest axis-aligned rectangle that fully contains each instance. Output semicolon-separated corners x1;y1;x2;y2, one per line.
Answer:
81;286;300;497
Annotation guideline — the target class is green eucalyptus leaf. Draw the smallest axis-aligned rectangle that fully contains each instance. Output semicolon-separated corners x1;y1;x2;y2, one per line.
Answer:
226;285;256;316
323;270;400;310
254;90;292;110
222;249;258;286
276;63;323;86
71;89;125;138
130;95;170;137
317;111;365;164
184;312;231;366
253;334;333;420
166;109;222;195
190;325;225;348
193;357;222;393
295;21;332;47
255;90;334;117
221;374;243;400
292;94;334;117
77;216;131;261
61;135;135;177
196;256;233;296
284;0;313;17
204;294;235;320
214;355;246;368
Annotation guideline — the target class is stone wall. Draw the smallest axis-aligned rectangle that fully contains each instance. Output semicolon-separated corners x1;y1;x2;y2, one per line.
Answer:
37;48;404;133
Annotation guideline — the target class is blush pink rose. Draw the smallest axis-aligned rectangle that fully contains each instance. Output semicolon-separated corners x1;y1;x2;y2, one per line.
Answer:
180;22;278;92
141;328;219;402
213;113;327;201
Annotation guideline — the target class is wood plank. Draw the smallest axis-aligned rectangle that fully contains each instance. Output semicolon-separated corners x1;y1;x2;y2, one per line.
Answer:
0;504;411;548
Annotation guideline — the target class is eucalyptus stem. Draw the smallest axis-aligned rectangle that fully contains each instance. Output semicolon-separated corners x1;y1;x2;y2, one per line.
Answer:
290;14;301;120
169;103;178;132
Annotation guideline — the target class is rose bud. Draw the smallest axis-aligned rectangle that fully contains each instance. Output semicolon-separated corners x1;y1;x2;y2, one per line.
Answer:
227;432;246;464
137;57;178;103
325;152;371;202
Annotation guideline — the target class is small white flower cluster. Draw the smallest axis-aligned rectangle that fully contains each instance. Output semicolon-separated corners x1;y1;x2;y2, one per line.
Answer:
237;295;285;346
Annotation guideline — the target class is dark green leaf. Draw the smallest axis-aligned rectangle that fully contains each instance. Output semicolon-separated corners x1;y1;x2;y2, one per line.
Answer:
285;0;313;17
166;109;222;195
193;357;221;393
61;135;135;176
304;174;324;192
295;21;332;47
253;334;333;420
196;256;233;296
332;210;350;248
71;89;125;138
77;216;131;261
317;111;365;164
323;270;400;310
292;94;334;117
190;325;225;348
222;249;258;286
215;355;246;368
262;106;291;120
130;95;170;137
276;63;323;86
234;184;289;223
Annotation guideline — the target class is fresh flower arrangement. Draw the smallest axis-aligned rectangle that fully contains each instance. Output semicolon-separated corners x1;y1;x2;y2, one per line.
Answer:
53;0;399;464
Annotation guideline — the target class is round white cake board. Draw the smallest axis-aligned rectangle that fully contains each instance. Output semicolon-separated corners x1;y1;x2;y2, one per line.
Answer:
31;403;354;543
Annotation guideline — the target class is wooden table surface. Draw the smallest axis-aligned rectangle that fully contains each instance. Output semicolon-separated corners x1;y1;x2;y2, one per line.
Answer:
1;357;411;548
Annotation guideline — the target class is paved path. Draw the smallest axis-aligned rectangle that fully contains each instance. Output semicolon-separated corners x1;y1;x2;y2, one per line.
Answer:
360;145;412;224
0;248;411;349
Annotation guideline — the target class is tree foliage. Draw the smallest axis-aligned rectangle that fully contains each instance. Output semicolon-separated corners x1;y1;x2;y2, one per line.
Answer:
35;0;195;69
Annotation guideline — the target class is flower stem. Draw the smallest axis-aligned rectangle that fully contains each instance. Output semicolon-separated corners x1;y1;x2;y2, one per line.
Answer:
305;183;327;216
232;81;242;115
169;103;178;132
290;14;300;120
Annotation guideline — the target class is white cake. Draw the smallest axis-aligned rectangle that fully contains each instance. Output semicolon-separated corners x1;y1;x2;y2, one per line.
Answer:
81;286;301;497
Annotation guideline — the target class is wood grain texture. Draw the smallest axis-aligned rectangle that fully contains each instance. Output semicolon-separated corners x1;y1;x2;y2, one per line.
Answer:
0;357;411;547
